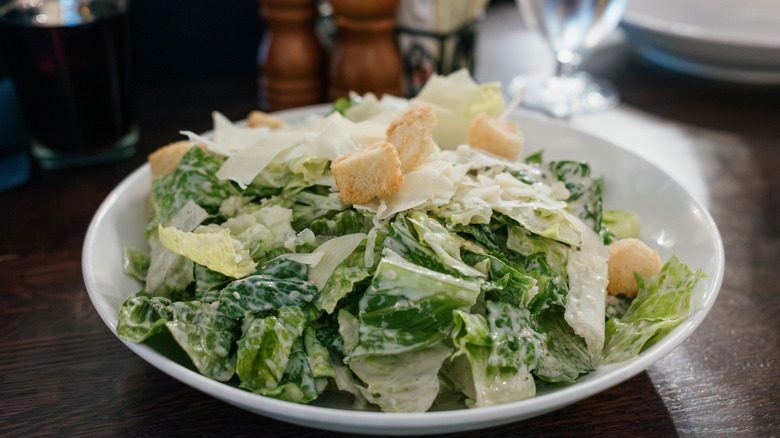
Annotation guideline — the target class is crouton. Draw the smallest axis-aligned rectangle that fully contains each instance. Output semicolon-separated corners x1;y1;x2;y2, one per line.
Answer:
148;141;196;177
246;110;284;129
606;238;663;298
468;113;524;160
386;104;437;173
331;141;404;204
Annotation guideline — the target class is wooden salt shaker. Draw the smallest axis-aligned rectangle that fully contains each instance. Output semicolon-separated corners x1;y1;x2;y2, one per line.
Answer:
258;0;326;111
328;0;403;100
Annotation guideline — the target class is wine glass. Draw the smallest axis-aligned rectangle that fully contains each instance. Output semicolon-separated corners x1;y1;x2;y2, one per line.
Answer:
510;0;629;118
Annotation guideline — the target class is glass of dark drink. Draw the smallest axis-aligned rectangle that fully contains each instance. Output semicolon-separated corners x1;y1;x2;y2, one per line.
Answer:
0;0;137;169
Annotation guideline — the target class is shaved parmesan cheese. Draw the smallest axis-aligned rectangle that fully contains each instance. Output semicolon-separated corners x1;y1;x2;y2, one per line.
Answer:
282;233;368;290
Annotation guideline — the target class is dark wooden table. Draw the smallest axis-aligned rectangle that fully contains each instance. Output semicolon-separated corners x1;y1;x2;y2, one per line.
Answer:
2;4;779;437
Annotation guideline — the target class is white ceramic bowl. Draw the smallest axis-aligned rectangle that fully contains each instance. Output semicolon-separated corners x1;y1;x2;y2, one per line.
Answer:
83;106;724;435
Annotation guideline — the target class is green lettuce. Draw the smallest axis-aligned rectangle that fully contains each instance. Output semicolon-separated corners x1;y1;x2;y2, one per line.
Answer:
603;256;705;363
149;146;241;232
534;307;594;383
452;301;546;407
340;307;452;413
236;306;308;392
117;294;239;381
352;254;480;357
217;258;318;320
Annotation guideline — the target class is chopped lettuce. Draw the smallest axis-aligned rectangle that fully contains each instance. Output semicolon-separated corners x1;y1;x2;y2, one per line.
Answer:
217;258;318;319
158;225;257;279
117;70;705;412
117;294;239;381
452;301;546;407
236;306;308;391
149;146;240;232
603;256;705;363
351;254;480;356
602;209;641;242
413;69;505;149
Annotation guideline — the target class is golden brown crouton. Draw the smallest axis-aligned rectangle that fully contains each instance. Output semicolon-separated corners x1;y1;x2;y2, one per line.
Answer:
386;104;437;173
606;238;663;298
246;110;284;129
331;141;404;205
148;141;195;177
468;113;524;160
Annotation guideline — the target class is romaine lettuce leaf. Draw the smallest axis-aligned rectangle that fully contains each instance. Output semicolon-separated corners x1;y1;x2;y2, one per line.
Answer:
285;186;347;231
546;161;604;233
316;242;375;314
407;210;485;278
601;209;641;244
413;69;505;149
603;256;704;363
165;301;239;381
150;146;241;232
384;213;462;277
123;247;149;282
157;225;257;279
505;218;569;280
117;294;239;381
144;234;195;297
117;294;173;343
563;214;609;363
196;204;296;263
282;233;368;291
236;306;308;391
253;327;334;404
534;307;594;383
217;258;318;319
351;254;480;356
337;309;453;413
309;209;376;238
452;301;546;407
462;251;538;308
144;200;209;297
348;342;452;413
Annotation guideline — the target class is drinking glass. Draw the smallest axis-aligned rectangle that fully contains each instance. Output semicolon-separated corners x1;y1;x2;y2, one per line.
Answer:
511;0;628;118
0;0;137;169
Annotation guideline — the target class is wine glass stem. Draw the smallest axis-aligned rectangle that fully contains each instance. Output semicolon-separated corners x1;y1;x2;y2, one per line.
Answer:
555;49;582;78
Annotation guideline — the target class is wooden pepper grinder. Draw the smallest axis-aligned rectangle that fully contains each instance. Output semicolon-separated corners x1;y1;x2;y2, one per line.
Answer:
328;0;403;100
257;0;326;111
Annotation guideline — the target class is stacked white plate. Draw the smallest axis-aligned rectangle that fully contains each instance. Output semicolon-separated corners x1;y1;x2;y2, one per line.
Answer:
621;0;780;84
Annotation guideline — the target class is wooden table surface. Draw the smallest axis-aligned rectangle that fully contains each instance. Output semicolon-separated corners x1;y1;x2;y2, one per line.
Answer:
1;3;778;437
